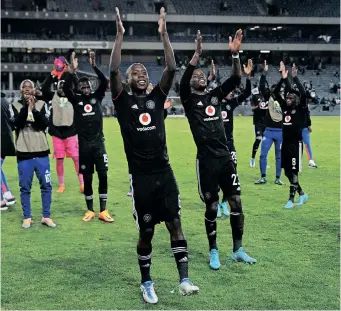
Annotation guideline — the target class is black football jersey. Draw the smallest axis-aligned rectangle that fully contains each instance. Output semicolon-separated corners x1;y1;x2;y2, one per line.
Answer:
282;106;304;143
182;89;230;159
251;93;268;125
221;78;251;142
71;95;104;142
113;84;170;174
63;72;105;142
220;98;239;142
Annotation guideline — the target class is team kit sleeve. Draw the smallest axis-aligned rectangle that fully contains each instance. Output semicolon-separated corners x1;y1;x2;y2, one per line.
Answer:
62;72;79;105
179;64;196;104
40;74;55;102
273;78;287;108
110;71;128;108
151;83;168;109
211;75;241;101
93;66;108;99
235;78;251;107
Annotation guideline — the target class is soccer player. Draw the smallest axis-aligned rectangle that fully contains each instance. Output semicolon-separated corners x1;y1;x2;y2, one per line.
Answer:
301;107;318;168
1;93;16;210
273;62;309;208
62;51;113;223
110;7;199;304
254;61;283;185
249;62;268;168
214;59;252;218
126;84;171;197
179;29;256;270
9;80;55;228
40;56;84;193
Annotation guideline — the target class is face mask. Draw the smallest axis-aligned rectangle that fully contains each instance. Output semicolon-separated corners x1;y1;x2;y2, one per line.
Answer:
54;59;65;72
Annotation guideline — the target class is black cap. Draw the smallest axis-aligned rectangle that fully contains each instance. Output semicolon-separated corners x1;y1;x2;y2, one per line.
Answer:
286;89;301;97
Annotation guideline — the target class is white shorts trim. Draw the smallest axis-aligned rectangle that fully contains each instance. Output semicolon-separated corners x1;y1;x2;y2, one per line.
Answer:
196;159;204;201
130;176;139;230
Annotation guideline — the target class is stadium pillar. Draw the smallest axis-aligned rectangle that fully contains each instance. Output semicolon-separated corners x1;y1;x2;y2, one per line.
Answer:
9;72;13;90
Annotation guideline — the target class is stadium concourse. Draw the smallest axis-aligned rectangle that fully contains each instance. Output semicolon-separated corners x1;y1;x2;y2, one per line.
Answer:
0;0;340;310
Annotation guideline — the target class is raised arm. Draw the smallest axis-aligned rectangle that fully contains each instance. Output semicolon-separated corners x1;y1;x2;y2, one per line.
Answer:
158;8;176;94
89;51;108;97
212;29;243;99
291;63;307;106
236;59;252;104
259;60;268;97
273;61;289;106
179;30;202;102
229;29;242;78
40;72;55;102
208;60;216;82
109;7;124;99
62;71;78;105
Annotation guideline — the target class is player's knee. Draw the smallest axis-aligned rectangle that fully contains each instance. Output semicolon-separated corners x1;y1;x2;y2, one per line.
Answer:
166;219;185;241
83;174;92;185
292;173;298;184
284;169;292;179
139;227;154;246
97;170;107;181
97;170;108;189
202;190;219;207
205;201;218;219
227;194;242;213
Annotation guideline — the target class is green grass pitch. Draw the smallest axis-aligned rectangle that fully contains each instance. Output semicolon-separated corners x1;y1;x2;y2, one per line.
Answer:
1;116;340;310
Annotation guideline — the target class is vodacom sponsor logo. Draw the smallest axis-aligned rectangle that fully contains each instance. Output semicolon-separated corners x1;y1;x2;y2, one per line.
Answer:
139;113;151;126
205;105;215;116
137;113;156;131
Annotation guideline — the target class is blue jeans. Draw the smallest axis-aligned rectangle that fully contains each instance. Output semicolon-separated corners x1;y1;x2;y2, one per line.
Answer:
302;128;313;160
18;157;52;219
260;128;282;178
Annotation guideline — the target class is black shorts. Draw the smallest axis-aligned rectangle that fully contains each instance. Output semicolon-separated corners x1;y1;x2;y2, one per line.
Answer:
254;123;265;139
227;140;237;165
196;156;241;205
131;169;180;230
79;140;108;174
281;141;303;173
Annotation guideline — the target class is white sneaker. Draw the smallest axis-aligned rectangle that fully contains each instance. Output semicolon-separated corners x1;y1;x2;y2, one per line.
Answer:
5;197;16;206
140;281;158;304
1;200;8;211
250;158;255;168
309;160;318;168
179;278;199;296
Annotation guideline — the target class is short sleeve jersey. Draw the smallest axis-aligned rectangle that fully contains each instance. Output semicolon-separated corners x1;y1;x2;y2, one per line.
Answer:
182;87;230;159
113;84;170;174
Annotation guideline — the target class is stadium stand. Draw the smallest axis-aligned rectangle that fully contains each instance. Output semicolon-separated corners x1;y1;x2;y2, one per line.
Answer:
5;0;340;17
1;0;340;115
